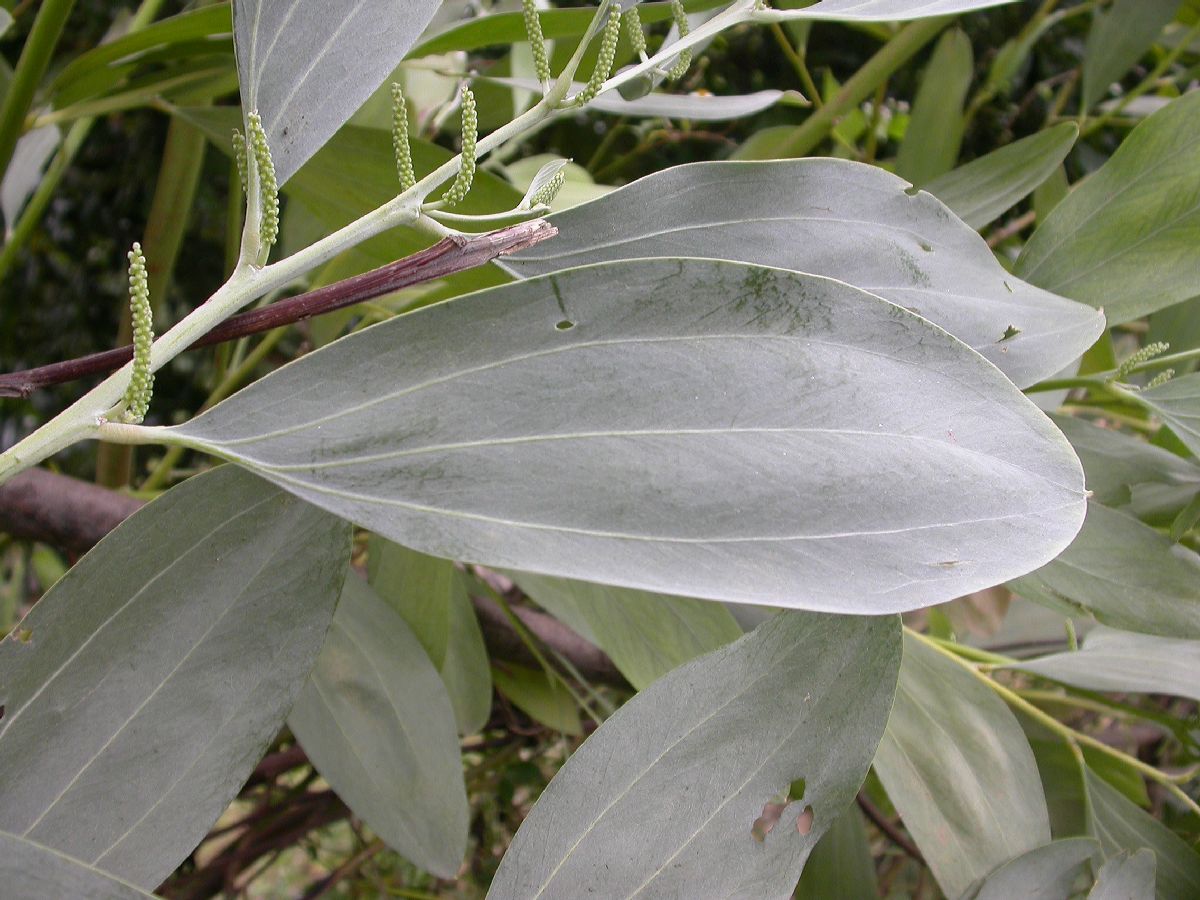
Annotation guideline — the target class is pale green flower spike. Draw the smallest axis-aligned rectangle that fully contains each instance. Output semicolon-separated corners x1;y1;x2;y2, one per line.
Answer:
1144;369;1175;390
246;111;279;251
121;242;154;424
523;0;551;84
578;7;621;104
667;0;691;81
1115;341;1169;380
623;6;647;58
232;128;248;195
442;87;478;207
391;84;416;191
531;171;566;207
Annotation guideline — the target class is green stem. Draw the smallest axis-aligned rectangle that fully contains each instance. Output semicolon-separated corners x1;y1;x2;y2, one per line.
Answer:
0;0;77;181
763;16;952;158
909;629;1200;818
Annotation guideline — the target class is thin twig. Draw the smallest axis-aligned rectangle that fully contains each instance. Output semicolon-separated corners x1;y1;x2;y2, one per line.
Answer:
857;793;924;863
0;219;556;398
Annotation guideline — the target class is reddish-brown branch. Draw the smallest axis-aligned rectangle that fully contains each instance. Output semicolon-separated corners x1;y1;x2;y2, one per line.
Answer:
0;219;556;398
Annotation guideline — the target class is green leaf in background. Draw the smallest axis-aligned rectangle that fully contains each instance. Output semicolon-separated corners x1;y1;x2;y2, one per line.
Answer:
0;831;157;900
499;159;1105;388
491;663;583;735
287;575;469;878
1010;501;1200;638
964;838;1100;900
873;632;1052;899
1052;414;1200;517
1138;372;1200;458
925;122;1078;229
1148;297;1200;375
1081;0;1180;111
232;0;442;184
487;612;902;898
165;258;1087;615
1016;91;1200;325
1086;767;1200;900
1013;626;1200;702
0;465;350;889
1088;849;1158;900
896;27;973;187
511;573;742;689
368;538;492;735
794;805;880;900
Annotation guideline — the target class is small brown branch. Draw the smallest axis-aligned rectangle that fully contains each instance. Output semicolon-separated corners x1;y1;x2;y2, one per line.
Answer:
857;793;924;864
0;219;556;398
0;468;144;553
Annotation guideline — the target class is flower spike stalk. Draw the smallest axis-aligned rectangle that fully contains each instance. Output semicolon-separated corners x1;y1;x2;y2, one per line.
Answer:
245;111;279;253
578;6;621;104
623;6;648;59
121;242;153;424
442;86;478;207
391;84;416;191
667;0;692;81
232;128;248;194
523;0;552;85
531;171;566;207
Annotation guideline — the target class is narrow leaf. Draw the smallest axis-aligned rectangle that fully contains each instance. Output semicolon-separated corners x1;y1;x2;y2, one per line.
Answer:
232;0;442;184
1086;768;1200;900
0;466;350;888
1013;626;1200;702
1089;850;1158;900
0;831;156;900
492;663;583;735
368;538;492;735
512;573;743;689
925;123;1078;229
874;633;1052;899
166;259;1088;615
1010;501;1200;639
288;575;468;878
1082;0;1180;111
965;838;1099;900
1138;372;1200;458
487;612;902;898
896;28;973;187
493;77;793;120
499;159;1105;388
773;0;1021;20
1016;91;1200;325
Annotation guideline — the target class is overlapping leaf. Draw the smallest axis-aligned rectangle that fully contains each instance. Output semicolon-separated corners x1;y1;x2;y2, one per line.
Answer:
288;575;468;878
0;466;350;888
232;0;442;184
0;831;156;900
964;838;1099;900
874;633;1052;899
165;259;1087;614
487;612;902;898
1138;372;1200;458
500;159;1105;387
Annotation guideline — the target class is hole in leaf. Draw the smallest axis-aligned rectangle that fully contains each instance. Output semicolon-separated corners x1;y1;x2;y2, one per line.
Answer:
15;628;31;644
1000;325;1021;342
555;319;575;331
904;185;921;196
796;806;815;835
751;802;787;842
919;242;933;252
0;704;5;721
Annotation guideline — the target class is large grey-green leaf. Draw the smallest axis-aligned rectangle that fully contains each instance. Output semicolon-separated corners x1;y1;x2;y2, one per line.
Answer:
1016;91;1200;325
1010;501;1200;639
0;465;350;888
1086;768;1200;900
232;0;442;184
926;123;1079;229
1081;0;1180;111
874;632;1052;899
0;831;156;900
1014;626;1200;702
288;575;468;878
512;573;743;689
367;538;492;735
487;612;902;898
965;838;1100;900
1138;372;1200;457
166;259;1087;614
499;160;1105;388
1088;850;1157;900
